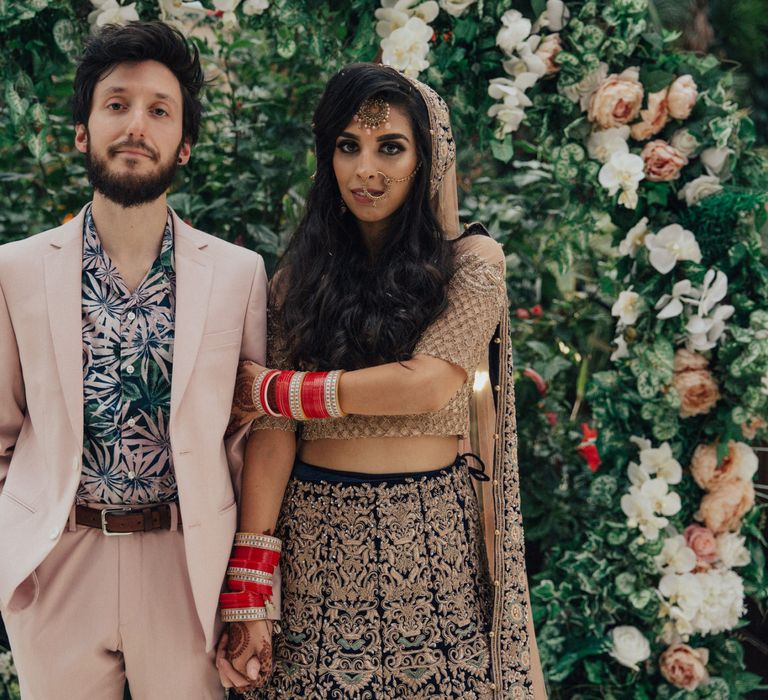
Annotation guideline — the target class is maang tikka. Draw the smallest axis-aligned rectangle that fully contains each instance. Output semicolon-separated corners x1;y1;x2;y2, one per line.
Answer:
353;96;391;134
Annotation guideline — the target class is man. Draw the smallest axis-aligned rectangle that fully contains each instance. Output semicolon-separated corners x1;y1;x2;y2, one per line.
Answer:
0;21;266;698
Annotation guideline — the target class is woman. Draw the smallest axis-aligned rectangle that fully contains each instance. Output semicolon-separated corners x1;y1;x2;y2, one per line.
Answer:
216;63;546;699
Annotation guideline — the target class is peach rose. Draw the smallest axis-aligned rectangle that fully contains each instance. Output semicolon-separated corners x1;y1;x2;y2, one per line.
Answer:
683;524;718;563
690;441;759;491
641;139;688;182
535;33;562;75
667;75;698;120
630;89;669;141
659;644;709;691
588;68;644;128
742;416;767;440
697;480;755;534
674;348;709;373
672;357;720;418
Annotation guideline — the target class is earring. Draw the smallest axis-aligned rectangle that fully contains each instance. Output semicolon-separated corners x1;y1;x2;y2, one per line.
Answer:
178;158;183;164
340;198;347;215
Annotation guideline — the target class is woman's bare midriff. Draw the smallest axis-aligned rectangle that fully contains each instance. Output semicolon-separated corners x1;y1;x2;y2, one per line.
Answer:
298;435;460;473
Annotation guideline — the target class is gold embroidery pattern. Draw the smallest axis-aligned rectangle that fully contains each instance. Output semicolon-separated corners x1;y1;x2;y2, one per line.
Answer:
253;463;495;699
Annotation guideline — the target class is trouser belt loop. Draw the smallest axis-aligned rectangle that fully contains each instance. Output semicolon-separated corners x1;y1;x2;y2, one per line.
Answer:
168;501;180;532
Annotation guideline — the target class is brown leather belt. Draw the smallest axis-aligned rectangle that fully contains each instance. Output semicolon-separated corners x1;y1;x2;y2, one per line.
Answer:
75;503;180;535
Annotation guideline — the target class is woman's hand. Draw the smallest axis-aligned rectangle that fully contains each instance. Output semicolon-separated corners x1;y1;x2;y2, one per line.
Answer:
216;619;274;692
227;360;268;435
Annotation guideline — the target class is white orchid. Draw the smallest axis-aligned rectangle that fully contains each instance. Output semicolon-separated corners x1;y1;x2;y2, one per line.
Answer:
655;534;697;574
375;0;439;38
611;289;642;326
213;0;242;28
544;0;569;31
618;216;649;258
698;269;728;315
487;75;537;135
659;572;705;622
88;0;139;29
496;9;533;55
242;0;269;14
716;533;751;569
621;477;679;541
655;279;698;320
587;126;630;164
439;0;476;17
157;0;206;21
685;305;734;352
644;224;702;274
638;442;683;484
562;62;609;111
641;477;681;517
502;35;548;78
701;146;733;178
598;152;645;209
381;16;433;77
679;175;723;207
611;333;629;361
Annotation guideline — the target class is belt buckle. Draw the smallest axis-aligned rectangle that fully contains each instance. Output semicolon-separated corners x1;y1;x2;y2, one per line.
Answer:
101;507;133;536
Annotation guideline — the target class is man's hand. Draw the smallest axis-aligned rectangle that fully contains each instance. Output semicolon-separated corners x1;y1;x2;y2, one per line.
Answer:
226;360;268;436
216;619;274;692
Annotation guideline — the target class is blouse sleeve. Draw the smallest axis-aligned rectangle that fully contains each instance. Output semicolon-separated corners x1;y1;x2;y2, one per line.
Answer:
249;290;297;434
413;235;507;378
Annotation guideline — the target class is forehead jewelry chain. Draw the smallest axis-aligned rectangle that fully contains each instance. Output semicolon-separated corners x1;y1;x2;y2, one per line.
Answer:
353;97;391;134
359;163;421;207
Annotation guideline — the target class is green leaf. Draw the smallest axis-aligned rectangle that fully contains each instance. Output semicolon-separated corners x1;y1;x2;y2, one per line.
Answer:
491;136;514;163
639;68;676;93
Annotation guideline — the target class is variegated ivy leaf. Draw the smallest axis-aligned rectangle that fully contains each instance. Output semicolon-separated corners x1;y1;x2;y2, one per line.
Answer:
4;82;29;127
53;18;79;56
26;131;46;160
30;102;47;128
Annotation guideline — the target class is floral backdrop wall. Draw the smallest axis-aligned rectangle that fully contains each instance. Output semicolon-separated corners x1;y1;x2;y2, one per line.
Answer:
1;2;767;699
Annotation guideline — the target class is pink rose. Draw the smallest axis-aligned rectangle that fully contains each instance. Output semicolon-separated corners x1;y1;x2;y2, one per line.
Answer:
641;139;689;182
659;644;709;691
671;350;719;418
588;68;644;128
667;75;698;120
683;524;718;563
697;480;755;534
535;33;562;75
630;89;669;141
690;441;759;491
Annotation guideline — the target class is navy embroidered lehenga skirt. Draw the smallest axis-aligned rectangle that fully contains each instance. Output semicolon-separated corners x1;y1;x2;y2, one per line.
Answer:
253;456;495;699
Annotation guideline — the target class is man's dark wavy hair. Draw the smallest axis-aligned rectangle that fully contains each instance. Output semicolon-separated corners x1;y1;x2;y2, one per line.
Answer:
72;21;204;144
276;63;455;371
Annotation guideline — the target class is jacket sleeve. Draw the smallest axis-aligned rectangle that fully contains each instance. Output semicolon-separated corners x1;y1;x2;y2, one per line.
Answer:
0;277;26;495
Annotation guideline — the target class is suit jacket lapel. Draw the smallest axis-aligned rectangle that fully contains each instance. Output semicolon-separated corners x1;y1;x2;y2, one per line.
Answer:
44;207;88;445
170;210;213;426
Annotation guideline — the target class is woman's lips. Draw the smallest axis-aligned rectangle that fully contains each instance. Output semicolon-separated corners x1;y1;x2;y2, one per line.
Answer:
351;188;384;204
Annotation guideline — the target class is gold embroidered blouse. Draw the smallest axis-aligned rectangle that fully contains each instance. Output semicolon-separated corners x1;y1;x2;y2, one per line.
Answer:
251;235;506;439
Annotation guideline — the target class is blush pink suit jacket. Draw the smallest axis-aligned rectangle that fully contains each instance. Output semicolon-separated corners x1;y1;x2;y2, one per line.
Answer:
0;204;267;651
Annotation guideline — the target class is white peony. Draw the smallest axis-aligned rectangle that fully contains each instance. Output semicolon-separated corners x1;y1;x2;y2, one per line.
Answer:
381;16;433;77
716;532;751;569
678;175;723;207
496;9;532;55
375;0;439;38
562;62;609;111
700;146;732;178
670;128;700;158
656;534;697;574
598;152;645;209
439;0;476;17
612;289;642;326
587;126;630;164
88;0;139;29
608;626;651;671
618;216;650;258
644;224;701;274
242;0;269;14
655;279;698;320
690;570;745;635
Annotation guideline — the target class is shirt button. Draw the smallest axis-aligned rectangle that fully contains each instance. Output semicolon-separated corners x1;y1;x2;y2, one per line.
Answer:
49;528;60;540
127;418;136;427
127;311;136;321
127;471;136;479
126;366;135;375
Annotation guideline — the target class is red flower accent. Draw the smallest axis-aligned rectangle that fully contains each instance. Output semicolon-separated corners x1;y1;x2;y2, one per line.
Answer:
443;31;453;42
208;9;224;17
523;367;547;395
545;411;558;427
578;423;601;472
430;31;437;42
531;304;543;317
515;308;531;319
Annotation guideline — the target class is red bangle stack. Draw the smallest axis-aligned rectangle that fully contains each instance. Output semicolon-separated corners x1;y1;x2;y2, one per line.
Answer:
219;533;282;622
251;369;346;421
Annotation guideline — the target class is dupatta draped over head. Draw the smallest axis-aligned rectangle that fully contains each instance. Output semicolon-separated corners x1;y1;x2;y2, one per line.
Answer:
400;70;547;699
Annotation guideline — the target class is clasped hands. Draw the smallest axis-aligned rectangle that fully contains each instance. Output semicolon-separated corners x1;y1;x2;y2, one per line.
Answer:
227;360;268;436
216;619;273;693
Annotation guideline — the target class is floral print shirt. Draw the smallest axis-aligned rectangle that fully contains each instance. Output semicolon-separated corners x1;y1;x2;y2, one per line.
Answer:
77;205;177;504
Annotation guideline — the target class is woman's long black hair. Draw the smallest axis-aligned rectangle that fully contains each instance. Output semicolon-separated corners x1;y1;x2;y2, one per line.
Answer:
275;63;455;371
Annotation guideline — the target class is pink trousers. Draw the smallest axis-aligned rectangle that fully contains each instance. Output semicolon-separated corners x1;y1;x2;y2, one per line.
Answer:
3;511;225;699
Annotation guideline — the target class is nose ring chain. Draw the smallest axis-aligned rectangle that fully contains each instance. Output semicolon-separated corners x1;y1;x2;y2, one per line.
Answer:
359;163;421;207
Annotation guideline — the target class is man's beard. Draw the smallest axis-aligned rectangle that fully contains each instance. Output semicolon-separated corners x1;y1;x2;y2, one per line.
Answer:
85;137;182;208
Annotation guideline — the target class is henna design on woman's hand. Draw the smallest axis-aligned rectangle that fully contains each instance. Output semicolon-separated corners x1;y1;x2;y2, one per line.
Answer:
227;622;250;660
254;636;273;688
233;372;257;412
